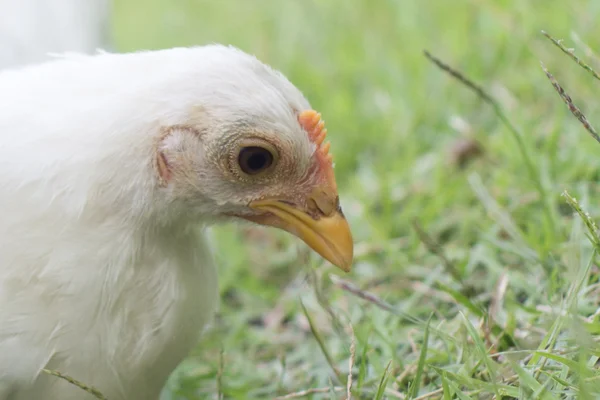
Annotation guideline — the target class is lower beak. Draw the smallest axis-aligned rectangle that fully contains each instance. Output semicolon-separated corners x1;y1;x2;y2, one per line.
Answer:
248;198;353;272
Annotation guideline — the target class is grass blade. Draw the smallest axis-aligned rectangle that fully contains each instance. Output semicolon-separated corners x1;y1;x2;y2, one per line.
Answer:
540;63;600;145
511;362;558;400
460;313;499;398
42;369;107;400
373;360;393;400
440;371;452;400
542;30;600;82
408;315;432;399
300;300;343;383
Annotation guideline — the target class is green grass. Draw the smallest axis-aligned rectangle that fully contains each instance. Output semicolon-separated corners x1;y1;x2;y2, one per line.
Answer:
111;1;600;398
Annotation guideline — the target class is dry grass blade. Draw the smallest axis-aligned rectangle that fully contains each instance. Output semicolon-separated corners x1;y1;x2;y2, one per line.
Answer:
329;274;397;315
42;369;107;400
490;273;509;327
541;30;600;82
329;274;457;343
423;50;556;234
423;51;493;104
413;388;444;400
273;386;346;399
540;63;600;144
273;386;405;399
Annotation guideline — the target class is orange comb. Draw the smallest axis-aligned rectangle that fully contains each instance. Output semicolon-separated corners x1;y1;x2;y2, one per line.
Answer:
298;110;333;164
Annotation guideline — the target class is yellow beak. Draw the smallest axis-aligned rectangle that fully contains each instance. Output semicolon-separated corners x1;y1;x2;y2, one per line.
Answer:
249;193;353;272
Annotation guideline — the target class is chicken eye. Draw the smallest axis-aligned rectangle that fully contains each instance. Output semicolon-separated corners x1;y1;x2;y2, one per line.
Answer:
238;146;274;175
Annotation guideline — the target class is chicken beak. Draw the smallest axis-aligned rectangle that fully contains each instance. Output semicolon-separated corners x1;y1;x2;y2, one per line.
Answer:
249;190;353;272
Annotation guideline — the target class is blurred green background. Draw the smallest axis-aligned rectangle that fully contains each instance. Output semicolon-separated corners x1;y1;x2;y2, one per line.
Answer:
112;1;600;398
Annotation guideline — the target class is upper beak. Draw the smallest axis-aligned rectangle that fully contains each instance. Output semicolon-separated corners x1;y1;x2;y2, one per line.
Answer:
249;188;353;272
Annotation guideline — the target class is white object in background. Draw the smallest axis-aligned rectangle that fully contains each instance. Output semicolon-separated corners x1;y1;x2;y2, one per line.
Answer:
0;0;111;69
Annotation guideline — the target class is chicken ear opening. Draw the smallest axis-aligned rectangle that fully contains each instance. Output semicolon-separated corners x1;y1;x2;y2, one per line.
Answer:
154;126;202;187
156;151;172;185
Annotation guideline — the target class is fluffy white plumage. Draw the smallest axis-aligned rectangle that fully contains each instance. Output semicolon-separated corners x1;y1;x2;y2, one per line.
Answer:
0;45;352;399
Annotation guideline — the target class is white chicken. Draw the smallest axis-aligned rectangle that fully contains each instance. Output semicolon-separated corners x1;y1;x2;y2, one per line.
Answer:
0;46;353;399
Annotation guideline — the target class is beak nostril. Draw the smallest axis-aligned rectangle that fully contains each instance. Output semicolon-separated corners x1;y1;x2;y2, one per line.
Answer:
310;188;337;217
306;197;318;212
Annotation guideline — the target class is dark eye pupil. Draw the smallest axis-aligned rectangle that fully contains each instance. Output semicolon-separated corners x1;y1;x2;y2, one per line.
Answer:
238;147;273;175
